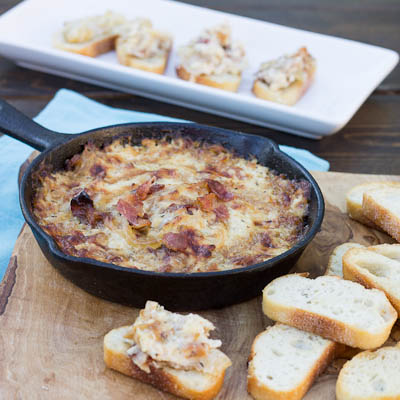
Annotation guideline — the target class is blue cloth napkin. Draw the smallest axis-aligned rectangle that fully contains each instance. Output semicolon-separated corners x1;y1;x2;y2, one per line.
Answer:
0;89;329;280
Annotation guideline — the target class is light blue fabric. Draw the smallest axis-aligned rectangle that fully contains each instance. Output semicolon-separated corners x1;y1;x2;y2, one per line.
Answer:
0;89;329;280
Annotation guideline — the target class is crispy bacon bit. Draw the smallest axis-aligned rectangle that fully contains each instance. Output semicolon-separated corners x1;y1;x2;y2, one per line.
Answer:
90;164;106;179
214;205;229;221
197;193;218;212
165;203;197;214
71;190;105;227
162;229;215;258
107;255;123;263
159;264;173;273
162;232;189;252
55;231;86;256
148;184;165;195
153;168;176;179
282;192;291;206
87;232;108;249
231;254;270;267
201;165;231;178
116;199;151;229
232;166;245;180
65;154;81;171
59;231;85;246
191;243;215;258
260;233;274;248
206;179;234;201
135;177;157;200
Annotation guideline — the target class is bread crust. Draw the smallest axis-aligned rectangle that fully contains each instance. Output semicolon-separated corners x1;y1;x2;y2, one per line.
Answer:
346;182;400;230
53;32;117;57
104;326;229;400
336;346;400;400
116;42;170;74
247;326;336;400
343;247;400;313
176;65;241;92
262;275;397;349
252;63;316;106
363;192;400;242
325;242;365;277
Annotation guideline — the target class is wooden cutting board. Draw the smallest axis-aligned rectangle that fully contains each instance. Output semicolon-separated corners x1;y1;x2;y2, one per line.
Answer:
1;171;400;400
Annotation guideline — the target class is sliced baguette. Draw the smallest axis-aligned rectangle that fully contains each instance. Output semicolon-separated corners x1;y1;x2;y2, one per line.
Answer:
262;274;397;349
252;63;315;106
104;325;230;400
247;324;336;400
346;182;400;228
368;243;400;261
116;45;169;74
53;31;117;57
362;186;400;242
325;242;365;277
343;247;400;313
252;47;316;106
176;65;241;92
336;345;400;400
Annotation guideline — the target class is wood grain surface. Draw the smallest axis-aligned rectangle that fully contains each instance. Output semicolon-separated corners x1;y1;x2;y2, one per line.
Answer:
0;0;399;174
1;171;400;400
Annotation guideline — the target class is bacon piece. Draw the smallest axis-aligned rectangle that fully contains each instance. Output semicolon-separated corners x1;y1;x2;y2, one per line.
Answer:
90;164;106;179
148;184;165;195
282;192;291;206
206;179;234;201
197;193;218;212
165;203;197;215
153;168;176;179
260;232;274;248
65;154;81;171
70;190;105;227
232;166;245;180
135;177;157;200
116;199;151;229
162;232;189;252
201;165;232;178
191;243;215;258
214;205;229;221
56;231;86;256
162;229;215;258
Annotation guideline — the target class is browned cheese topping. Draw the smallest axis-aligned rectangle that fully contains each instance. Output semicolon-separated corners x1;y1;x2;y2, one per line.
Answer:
33;138;310;273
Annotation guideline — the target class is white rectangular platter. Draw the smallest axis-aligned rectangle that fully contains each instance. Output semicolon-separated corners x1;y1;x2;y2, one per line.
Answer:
0;0;397;138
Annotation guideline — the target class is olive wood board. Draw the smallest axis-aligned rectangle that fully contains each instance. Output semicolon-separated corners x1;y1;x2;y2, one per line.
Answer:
1;170;400;400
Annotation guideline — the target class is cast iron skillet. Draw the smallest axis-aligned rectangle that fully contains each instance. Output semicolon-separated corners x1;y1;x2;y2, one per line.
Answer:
0;99;324;311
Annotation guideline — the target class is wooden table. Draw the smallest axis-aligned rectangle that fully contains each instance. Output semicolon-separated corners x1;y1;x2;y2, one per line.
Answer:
1;2;400;398
0;0;399;174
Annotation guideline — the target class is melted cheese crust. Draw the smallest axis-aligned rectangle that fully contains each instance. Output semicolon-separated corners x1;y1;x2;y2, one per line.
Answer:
33;137;310;273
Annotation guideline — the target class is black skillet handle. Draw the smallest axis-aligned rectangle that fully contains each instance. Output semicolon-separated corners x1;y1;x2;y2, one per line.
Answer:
0;98;70;151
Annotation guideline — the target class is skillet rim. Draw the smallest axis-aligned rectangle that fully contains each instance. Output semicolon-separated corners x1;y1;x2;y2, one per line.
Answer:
19;122;324;279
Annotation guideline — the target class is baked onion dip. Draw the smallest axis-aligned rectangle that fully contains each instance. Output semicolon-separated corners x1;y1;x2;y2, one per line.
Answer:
33;137;310;273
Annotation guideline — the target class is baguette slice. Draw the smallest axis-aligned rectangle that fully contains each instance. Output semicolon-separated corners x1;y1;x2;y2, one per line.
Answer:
247;324;336;400
104;325;230;400
252;47;316;106
252;66;315;106
116;47;169;74
176;65;241;92
262;274;397;349
362;187;400;242
343;247;400;313
53;31;117;57
368;243;400;261
336;345;400;400
325;242;365;277
346;182;400;228
53;11;125;57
